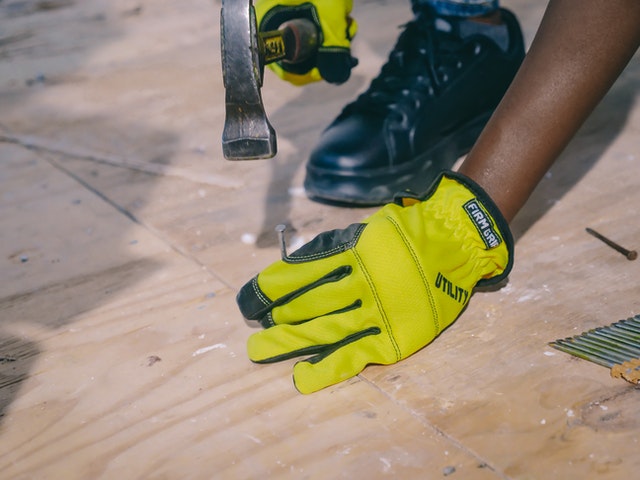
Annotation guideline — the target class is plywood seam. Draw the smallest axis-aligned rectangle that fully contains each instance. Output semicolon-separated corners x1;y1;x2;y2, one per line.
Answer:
0;132;242;188
358;374;510;479
36;148;236;293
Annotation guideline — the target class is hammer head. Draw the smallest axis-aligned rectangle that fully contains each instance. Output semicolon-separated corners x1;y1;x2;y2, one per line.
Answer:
220;0;276;160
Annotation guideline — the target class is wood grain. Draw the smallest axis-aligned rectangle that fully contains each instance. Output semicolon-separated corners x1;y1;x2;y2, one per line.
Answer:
1;0;639;478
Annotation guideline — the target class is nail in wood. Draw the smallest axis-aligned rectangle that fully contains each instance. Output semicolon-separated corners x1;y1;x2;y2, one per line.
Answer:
275;224;288;260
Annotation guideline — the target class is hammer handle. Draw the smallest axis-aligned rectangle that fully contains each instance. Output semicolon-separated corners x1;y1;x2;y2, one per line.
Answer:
261;19;319;65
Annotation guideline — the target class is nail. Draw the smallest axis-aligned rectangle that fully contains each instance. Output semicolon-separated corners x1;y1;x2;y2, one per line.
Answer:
602;324;640;343
275;224;288;260
581;330;640;358
619;318;640;334
585;227;637;260
594;327;640;350
550;314;640;370
567;336;631;364
550;339;616;368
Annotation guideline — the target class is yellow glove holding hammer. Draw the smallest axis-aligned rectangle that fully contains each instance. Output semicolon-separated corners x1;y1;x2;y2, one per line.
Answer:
255;0;358;85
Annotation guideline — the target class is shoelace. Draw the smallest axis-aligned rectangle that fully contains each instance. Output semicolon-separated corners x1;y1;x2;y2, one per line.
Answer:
344;12;479;119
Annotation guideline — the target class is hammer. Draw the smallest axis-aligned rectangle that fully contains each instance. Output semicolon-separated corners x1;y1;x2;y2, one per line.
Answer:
220;0;319;160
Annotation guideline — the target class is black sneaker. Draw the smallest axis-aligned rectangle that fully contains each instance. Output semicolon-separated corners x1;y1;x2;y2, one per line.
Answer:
305;7;525;206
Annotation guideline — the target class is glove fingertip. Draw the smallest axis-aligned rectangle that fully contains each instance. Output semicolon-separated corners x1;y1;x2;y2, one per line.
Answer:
292;361;329;394
246;331;271;363
316;51;357;85
236;276;268;321
292;356;361;394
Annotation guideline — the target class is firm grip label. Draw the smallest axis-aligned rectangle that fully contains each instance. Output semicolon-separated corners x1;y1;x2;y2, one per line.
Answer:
464;199;502;249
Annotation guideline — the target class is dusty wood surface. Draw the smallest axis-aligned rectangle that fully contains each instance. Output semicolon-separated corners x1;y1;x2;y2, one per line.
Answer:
1;0;639;478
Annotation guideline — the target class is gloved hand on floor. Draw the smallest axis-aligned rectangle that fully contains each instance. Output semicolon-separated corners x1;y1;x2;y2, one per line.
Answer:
236;172;514;394
255;0;358;85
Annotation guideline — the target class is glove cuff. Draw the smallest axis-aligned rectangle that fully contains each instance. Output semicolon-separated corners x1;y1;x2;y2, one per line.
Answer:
449;171;514;287
394;170;514;287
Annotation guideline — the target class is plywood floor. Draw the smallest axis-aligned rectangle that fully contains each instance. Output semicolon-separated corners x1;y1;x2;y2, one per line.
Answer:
1;1;639;478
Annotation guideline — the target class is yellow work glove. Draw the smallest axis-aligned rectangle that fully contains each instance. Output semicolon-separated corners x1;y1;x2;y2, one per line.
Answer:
236;172;514;394
255;0;358;85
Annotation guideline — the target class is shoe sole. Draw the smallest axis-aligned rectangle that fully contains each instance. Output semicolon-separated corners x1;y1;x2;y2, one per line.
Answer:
305;110;493;207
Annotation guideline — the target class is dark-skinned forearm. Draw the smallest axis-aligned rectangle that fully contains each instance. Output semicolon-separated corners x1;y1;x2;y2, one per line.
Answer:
459;0;640;222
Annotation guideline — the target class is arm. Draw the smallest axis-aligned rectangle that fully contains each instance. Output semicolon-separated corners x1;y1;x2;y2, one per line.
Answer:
236;0;640;394
460;0;640;222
